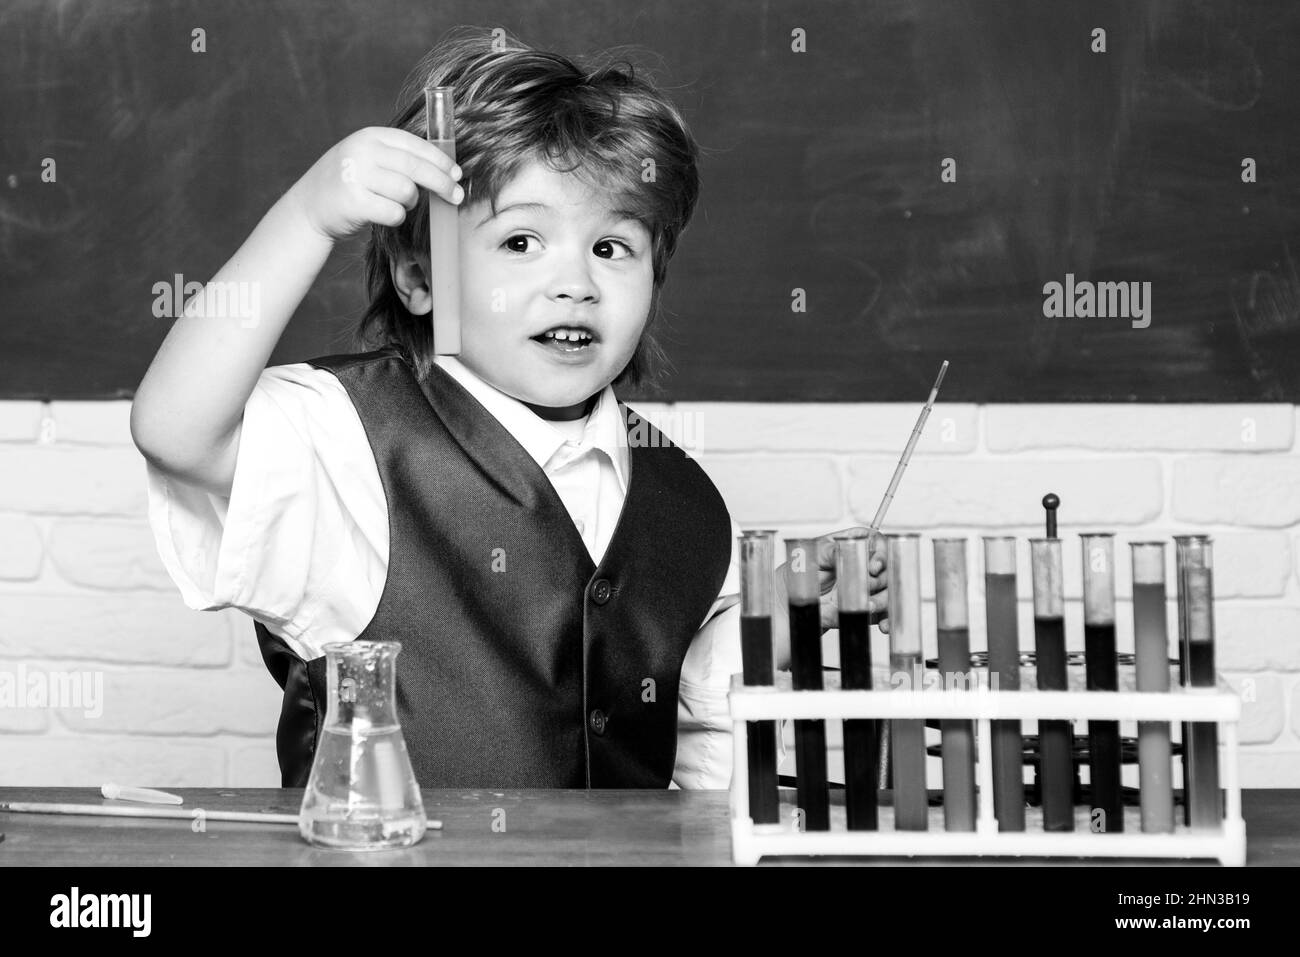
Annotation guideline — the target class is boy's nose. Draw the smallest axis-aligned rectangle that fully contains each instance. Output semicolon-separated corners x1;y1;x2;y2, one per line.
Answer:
547;254;599;299
551;282;598;304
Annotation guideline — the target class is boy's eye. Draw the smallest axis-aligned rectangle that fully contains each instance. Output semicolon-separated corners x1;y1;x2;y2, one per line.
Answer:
594;239;634;260
502;235;635;259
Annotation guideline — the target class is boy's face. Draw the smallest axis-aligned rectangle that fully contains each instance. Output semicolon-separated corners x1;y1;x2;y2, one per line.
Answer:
420;159;654;420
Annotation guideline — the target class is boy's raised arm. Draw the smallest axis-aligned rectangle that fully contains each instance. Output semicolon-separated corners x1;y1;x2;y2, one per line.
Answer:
130;186;333;495
130;127;463;497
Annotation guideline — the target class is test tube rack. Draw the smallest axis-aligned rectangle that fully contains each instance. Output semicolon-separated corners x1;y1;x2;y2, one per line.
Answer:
727;669;1246;866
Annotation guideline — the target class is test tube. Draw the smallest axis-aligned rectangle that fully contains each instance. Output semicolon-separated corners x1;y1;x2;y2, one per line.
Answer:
1030;537;1073;832
887;534;928;831
785;537;829;831
1131;542;1174;833
934;538;975;832
1176;566;1190;827
1175;535;1222;830
1080;533;1122;833
835;534;879;830
424;85;461;355
740;531;780;825
983;536;1025;831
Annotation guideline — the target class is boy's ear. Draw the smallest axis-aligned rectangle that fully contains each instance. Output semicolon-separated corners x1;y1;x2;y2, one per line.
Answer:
389;251;433;316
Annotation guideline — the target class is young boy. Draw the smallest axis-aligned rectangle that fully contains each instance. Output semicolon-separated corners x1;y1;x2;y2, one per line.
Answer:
132;28;888;790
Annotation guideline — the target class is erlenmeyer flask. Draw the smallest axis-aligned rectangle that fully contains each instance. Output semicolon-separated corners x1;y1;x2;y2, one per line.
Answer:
298;640;427;849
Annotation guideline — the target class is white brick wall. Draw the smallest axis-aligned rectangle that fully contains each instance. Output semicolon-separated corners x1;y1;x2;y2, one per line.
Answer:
1;399;1298;789
0;400;282;785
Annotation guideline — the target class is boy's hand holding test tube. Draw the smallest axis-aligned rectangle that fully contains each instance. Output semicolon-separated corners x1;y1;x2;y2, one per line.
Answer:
290;126;463;244
132;125;462;495
769;531;890;671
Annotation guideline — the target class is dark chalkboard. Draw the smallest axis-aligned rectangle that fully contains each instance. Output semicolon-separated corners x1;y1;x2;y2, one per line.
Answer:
2;0;1298;401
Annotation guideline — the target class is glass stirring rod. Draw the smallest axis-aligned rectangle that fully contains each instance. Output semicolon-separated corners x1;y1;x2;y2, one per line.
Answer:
865;361;949;555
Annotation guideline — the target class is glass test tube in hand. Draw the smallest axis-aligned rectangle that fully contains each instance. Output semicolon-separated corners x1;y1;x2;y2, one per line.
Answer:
425;86;461;355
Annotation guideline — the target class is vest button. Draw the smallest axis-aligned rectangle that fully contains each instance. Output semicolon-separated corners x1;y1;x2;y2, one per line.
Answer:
591;578;612;604
589;709;607;735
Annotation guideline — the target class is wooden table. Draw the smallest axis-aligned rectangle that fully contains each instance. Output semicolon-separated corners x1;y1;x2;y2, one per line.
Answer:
1;787;1297;865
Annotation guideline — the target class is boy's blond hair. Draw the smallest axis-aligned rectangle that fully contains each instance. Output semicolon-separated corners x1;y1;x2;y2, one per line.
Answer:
356;26;704;392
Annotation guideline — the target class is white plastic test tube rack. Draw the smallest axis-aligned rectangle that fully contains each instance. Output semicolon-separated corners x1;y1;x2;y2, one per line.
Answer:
727;672;1246;866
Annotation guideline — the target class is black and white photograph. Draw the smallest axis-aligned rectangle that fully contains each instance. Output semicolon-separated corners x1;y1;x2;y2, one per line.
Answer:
0;0;1296;921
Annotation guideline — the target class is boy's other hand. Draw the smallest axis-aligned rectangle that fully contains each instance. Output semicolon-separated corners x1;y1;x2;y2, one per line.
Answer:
812;526;889;634
288;127;464;243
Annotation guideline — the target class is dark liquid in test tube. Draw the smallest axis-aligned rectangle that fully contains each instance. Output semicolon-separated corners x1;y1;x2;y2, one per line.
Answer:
1177;540;1222;830
886;534;929;832
1034;616;1074;832
741;614;779;825
789;600;829;831
934;534;975;833
1186;639;1222;828
1186;642;1215;689
1178;613;1190;825
1084;622;1123;832
1081;534;1122;833
838;609;878;830
984;569;1025;831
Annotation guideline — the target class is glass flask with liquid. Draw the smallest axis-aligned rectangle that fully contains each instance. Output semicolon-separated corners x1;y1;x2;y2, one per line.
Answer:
298;641;427;850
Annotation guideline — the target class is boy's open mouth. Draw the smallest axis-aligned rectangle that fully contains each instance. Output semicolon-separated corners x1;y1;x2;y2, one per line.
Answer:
530;325;598;354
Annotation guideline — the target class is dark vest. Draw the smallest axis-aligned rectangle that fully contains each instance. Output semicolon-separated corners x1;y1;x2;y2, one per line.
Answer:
255;347;732;789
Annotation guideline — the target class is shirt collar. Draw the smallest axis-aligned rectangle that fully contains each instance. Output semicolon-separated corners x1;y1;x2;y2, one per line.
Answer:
434;355;630;494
